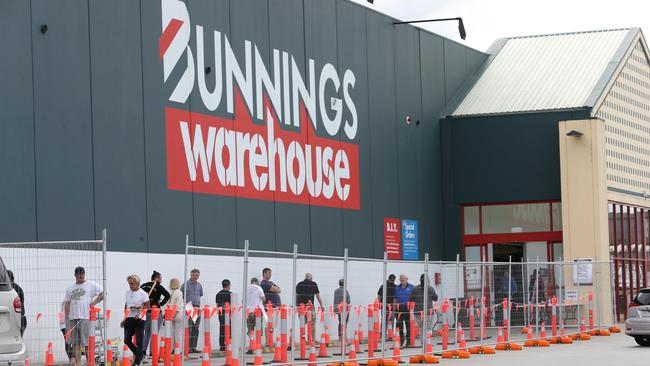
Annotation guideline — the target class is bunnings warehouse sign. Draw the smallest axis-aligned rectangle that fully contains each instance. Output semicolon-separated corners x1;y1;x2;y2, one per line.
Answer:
384;218;419;260
161;0;360;209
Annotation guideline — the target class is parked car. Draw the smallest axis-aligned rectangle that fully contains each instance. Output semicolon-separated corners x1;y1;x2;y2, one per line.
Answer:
0;258;25;364
625;287;650;346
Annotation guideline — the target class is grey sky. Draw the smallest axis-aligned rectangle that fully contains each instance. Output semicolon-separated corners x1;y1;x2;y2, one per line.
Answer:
350;0;649;52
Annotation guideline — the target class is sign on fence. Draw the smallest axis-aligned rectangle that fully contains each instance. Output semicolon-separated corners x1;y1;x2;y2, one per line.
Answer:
573;258;593;285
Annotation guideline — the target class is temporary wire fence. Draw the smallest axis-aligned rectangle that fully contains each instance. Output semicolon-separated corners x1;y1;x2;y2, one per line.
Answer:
0;230;107;365
176;239;619;366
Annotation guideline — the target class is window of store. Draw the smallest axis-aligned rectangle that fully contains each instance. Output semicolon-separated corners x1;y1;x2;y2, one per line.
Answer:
609;201;649;321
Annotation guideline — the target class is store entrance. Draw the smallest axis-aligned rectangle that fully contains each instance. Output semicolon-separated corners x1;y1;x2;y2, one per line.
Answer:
492;243;524;262
491;243;526;324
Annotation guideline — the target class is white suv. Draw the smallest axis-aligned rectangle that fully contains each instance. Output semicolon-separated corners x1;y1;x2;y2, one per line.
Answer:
0;261;26;363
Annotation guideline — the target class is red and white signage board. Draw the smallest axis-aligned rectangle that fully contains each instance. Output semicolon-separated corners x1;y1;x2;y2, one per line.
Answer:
384;218;401;260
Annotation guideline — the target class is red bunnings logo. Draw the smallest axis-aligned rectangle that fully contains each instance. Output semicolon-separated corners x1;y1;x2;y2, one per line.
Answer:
160;0;360;209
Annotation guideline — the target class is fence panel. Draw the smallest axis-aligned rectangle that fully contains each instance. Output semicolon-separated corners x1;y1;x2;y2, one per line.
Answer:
0;234;106;364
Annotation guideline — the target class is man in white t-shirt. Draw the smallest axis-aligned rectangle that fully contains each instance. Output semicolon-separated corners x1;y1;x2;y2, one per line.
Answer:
64;266;104;366
123;275;150;366
246;278;266;336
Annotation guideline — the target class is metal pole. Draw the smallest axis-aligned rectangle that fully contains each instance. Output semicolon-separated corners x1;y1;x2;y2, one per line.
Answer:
521;258;527;327
595;262;601;330
240;240;250;366
455;254;460;345
423;253;429;354
291;244;298;364
575;260;581;334
508;256;512;340
341;249;348;365
535;257;539;338
102;229;108;366
182;234;189;359
479;258;485;346
609;259;617;325
439;260;444;304
559;258;564;327
381;252;388;359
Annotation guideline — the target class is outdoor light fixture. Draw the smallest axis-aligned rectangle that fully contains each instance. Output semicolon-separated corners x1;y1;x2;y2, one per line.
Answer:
393;17;466;40
566;130;584;137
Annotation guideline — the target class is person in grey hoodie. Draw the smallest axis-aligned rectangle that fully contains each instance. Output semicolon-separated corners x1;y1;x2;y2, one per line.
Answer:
333;279;351;339
409;274;438;336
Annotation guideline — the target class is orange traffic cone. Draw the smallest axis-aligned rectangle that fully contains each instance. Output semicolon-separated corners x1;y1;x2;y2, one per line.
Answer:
458;330;467;351
273;337;282;362
201;346;210;366
122;344;131;366
318;334;329;358
540;322;547;340
45;342;54;366
348;342;357;361
524;328;537;347
308;342;317;366
254;341;264;366
224;338;232;365
495;327;506;350
106;339;113;366
425;330;433;354
392;334;402;362
173;342;182;366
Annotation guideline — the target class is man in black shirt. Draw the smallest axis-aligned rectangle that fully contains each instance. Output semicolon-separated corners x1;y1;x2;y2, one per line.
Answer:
215;279;232;352
140;271;170;356
260;268;281;308
377;274;397;337
7;271;26;336
295;273;324;341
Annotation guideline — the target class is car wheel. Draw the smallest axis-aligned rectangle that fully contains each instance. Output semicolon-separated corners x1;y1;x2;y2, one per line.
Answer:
634;336;650;346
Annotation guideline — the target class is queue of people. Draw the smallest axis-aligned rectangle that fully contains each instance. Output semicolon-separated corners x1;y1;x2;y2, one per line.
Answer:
50;265;442;366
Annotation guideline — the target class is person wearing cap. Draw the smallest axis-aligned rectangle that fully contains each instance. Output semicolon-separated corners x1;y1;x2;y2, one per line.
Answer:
333;279;351;339
64;266;104;366
140;271;170;357
246;277;266;337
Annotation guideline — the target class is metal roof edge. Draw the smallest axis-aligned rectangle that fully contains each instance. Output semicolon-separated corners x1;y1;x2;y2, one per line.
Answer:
504;27;635;41
587;28;642;114
442;106;592;120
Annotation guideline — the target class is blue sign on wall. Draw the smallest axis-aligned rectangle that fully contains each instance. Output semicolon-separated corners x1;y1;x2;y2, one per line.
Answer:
401;219;419;260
